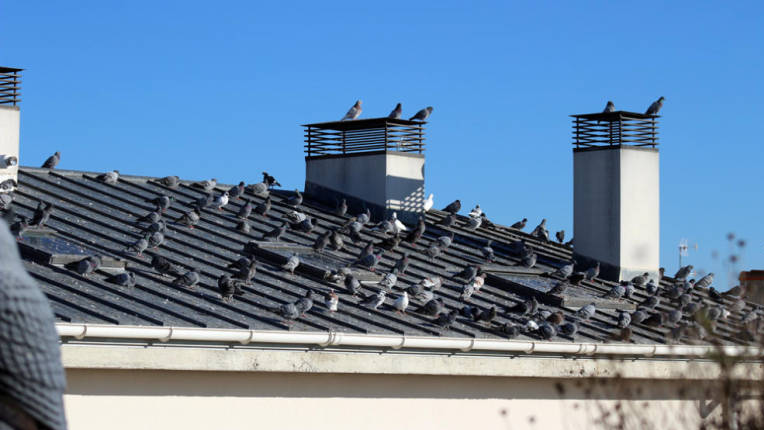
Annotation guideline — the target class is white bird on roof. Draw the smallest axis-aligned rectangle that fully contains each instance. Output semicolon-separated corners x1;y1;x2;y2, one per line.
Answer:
423;193;434;212
391;212;407;234
468;205;482;218
212;191;229;211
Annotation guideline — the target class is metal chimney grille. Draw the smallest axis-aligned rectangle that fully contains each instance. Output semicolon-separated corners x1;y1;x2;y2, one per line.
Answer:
303;117;425;158
571;111;658;148
0;67;22;106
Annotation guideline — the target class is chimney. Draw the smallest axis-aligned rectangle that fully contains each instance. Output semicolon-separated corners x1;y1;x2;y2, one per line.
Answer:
303;117;425;223
571;110;660;282
0;67;21;190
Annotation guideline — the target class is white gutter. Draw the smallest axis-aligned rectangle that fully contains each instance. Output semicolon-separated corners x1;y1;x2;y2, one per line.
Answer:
56;323;764;359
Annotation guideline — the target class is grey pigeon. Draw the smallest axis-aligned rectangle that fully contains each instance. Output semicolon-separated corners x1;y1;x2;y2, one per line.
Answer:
148;231;165;248
143;220;167;234
453;265;478;282
237;200;253;219
106;271;137;288
474;306;497;325
441;199;461;214
9;215;28;239
424;244;442;260
603;101;615;113
261;222;287;241
254;196;271;217
341;100;362;121
575;302;596;320
193;178;217;192
97;170;119;184
409;106;433;121
521;252;537;269
631;309;649;324
617;310;631;328
420;276;442;291
394;253;410;275
247;182;269;196
559;321;578;337
344;274;361;296
0;193;13;210
640;295;659;309
236;220;251;233
228;181;245;200
335;198;347;216
0;219;68;430
667;309;683;326
434;310;458;328
192;192;214;211
151;255;184;277
388;103;402;119
329;229;344;251
227;257;251;271
262;172;281;188
361;290;386;310
530;219;548;241
555;230;565;244
507;297;538;315
459;282;477;302
643;312;664;327
271;301;300;323
42;151;60;169
631;272;649;287
147;195;173;212
481;240;495;262
548;282;568;296
437;213;456;228
585;262;600;280
356;208;371;225
313;230;331;253
0;179;17;192
286;189;303;207
136;210;161;225
175;208;200;228
65;255;101;276
296;290;314;316
511;218;527;230
378;268;399;290
674;265;693;281
218;274;246;302
281;254;300;275
495;322;521;339
694;273;714;289
234;259;257;282
554;262;574;278
415;298;444;316
645;96;665;115
602;283;626;299
645;279;659;295
158;175;180;188
29;200;54;228
437;231;455;249
538;322;557;340
172;270;200;289
126;236;149;256
464;215;482;230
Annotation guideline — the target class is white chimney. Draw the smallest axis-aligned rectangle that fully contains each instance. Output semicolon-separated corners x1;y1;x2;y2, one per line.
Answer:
572;111;660;282
0;67;21;190
303;117;425;224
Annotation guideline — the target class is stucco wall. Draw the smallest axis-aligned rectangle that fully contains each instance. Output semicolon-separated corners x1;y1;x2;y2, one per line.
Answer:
63;369;715;430
0;106;19;184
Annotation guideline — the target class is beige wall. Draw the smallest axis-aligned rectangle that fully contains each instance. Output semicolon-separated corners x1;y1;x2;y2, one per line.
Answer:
63;368;719;430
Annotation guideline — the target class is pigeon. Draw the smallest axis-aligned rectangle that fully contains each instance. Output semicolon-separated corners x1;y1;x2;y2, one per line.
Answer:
147;195;173;212
631;309;649;324
602;283;626;299
143;220;167;234
495;322;521;339
297;290;315;316
237;200;253;219
211;191;229;210
554;262;574;278
521;252;537;269
262;172;281;188
683;300;703;316
437;213;456;228
341;100;362;121
234;259;257;283
313;230;331;253
0;179;17;192
390;212;407;234
559;321;579;337
361;290;386;310
474;306;497;325
377;234;401;251
64;255;101;276
261;222;287;241
667;309;683;326
106;271;136;288
285;189;303;207
674;265;693;281
468;205;482;218
555;230;565;244
420;276;443;291
603;101;615;113
442;199;461;214
325;289;339;312
388;103;402;119
530;219;548;241
479;213;495;229
741;308;761;325
409;106;433;121
29;200;53;228
546;311;564;326
42;151;60;169
617;310;631;328
175;208;200;228
247;182;270;196
408;286;433;304
643;312;664;327
511;218;527;230
172;270;200;289
158;175;180;188
730;299;746;313
404;217;426;246
125;236;149;256
218;275;244;302
676;292;692;308
292;217;317;233
464;215;482;230
434;310;458;328
694;273;714;289
453;265;478;282
227;257;251;272
645;96;665;115
460;282;478;302
192;192;214;211
524;320;540;332
0;193;13;210
423;193;434;212
356;208;372;225
270;301;300;323
609;327;632;342
392;291;409;314
148;231;165;248
575;303;596;320
548;282;568;296
415;297;444;316
8;215;26;240
708;287;723;302
538;322;557;340
136;210;161;225
344;274;361;296
641;295;659;309
437;231;455;249
481;240;495;262
424;244;442;260
151;255;184;277
254;196;272;218
631;272;649;287
335;199;347;216
394;253;410;275
329;228;344;251
645;279;659;295
378;268;399;290
228;181;246;200
281;254;300;275
96;170;119;184
585;262;600;280
507;297;538;316
193;178;217;192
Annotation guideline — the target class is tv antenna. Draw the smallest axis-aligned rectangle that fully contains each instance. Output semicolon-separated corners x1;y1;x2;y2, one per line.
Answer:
678;238;698;268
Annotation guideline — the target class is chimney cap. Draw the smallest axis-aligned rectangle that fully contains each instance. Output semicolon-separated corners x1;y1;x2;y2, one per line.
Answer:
0;66;23;73
302;117;426;131
570;110;659;121
571;110;659;148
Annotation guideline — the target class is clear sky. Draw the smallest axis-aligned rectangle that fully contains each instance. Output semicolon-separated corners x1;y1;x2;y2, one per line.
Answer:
3;1;763;289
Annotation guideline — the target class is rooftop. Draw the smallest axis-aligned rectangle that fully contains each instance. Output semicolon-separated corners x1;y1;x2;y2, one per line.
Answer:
8;166;759;347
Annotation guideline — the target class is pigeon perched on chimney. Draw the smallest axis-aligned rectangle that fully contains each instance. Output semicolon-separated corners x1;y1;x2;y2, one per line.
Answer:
388;103;402;119
341;100;363;121
97;170;119;184
409;106;433;121
41;151;60;169
645;97;665;115
603;101;615;113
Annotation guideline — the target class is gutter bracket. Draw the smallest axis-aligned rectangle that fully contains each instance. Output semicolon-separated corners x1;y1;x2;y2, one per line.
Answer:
74;325;87;340
159;327;174;343
460;338;476;353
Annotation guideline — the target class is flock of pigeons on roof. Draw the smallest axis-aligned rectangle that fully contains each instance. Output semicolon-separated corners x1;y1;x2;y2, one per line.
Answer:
339;100;433;122
1;144;760;344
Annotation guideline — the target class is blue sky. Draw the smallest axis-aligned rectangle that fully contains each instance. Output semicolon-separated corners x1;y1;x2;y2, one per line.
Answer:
3;1;763;288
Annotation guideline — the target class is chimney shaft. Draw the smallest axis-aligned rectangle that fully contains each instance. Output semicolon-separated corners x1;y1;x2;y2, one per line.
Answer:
571;111;660;282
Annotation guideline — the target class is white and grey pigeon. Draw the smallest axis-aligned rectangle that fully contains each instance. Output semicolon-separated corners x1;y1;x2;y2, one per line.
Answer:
468;205;482;218
674;265;693;281
212;191;229;210
694;273;714;289
341;100;362;121
97;170;119;184
603;283;626;300
379;268;399;290
361;290;386;310
603;101;615;113
388;103;402;119
617;310;631;328
465;215;482;230
645;96;665;115
392;291;409;314
325;289;339;312
423;193;434;212
391;212;407;234
576;303;596;320
409;106;433;121
194;178;217;192
282;254;300;275
420;276;442;291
